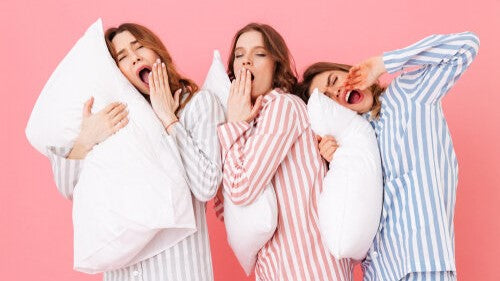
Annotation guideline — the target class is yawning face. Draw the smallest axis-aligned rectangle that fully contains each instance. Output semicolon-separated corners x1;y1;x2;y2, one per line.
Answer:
309;70;374;114
232;30;276;101
112;30;160;95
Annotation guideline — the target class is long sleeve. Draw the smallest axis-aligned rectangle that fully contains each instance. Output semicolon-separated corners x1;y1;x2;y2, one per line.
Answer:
383;31;479;104
46;146;84;200
218;93;302;206
169;90;225;202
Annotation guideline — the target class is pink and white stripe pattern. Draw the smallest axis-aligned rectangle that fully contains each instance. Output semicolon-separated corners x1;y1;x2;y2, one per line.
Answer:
217;90;353;281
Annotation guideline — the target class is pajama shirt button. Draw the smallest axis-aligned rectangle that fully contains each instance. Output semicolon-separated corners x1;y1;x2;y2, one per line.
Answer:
372;251;378;258
132;270;140;276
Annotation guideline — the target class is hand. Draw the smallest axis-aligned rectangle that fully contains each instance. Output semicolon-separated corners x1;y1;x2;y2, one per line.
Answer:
69;97;129;159
226;69;263;123
344;56;386;91
149;59;182;130
316;135;338;162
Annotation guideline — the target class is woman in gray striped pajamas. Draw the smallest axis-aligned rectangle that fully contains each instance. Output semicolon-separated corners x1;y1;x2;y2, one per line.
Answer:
47;23;224;281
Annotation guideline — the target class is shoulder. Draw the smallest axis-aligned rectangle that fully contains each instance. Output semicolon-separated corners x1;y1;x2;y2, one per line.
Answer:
261;89;309;131
182;89;224;116
264;89;306;115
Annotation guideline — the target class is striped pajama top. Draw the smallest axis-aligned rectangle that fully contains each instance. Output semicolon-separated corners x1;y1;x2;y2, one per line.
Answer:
361;32;479;281
217;90;353;281
47;89;225;281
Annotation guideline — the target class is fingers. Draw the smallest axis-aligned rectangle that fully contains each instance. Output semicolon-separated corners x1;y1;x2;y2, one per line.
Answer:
83;97;94;117
152;61;160;94
246;95;263;122
108;103;127;118
174;89;182;108
111;108;129;125
315;134;322;142
157;60;165;94
148;72;155;95
229;79;236;98
103;101;122;114
237;68;246;96
244;69;252;98
112;116;129;133
161;62;172;94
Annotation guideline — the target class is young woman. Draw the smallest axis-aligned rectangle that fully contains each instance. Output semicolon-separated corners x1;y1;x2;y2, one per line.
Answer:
217;23;352;281
297;32;479;281
47;23;225;281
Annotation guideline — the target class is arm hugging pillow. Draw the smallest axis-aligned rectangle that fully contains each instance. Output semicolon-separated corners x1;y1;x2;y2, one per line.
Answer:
25;19;196;273
307;89;383;260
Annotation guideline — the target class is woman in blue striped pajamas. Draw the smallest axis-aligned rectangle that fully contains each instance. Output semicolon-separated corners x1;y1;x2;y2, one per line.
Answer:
47;23;224;281
297;32;480;281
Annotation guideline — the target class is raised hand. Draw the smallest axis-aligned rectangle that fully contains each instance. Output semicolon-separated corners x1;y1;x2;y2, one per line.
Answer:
344;56;386;91
227;68;263;123
149;58;182;130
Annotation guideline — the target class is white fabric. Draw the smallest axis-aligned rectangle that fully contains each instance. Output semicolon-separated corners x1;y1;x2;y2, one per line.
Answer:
307;89;383;260
202;50;278;275
25;19;196;273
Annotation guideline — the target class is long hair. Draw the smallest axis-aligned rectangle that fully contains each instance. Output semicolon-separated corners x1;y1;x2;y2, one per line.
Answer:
105;23;198;114
296;62;385;119
227;23;298;94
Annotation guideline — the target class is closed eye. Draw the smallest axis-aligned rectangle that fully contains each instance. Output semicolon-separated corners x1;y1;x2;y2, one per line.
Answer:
330;76;338;86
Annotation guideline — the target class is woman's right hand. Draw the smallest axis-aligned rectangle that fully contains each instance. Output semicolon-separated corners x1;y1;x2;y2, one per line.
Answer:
316;135;339;163
226;69;263;123
68;97;129;159
344;56;386;91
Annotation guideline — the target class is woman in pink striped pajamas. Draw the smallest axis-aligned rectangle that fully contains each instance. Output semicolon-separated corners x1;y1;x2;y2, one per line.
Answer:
217;23;353;281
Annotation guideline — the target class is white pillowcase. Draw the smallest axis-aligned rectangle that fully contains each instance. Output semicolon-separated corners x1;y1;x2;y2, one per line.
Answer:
25;19;196;273
202;50;278;275
307;89;383;260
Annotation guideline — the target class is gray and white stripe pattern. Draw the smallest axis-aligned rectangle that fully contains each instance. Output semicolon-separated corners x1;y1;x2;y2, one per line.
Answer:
361;32;479;281
47;89;225;281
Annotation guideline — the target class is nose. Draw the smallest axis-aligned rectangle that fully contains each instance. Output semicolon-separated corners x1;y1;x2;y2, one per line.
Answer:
131;52;141;65
241;55;252;67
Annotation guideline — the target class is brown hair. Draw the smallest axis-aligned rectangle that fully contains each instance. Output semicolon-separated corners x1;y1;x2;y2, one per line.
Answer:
296;62;385;119
227;23;297;94
105;23;198;114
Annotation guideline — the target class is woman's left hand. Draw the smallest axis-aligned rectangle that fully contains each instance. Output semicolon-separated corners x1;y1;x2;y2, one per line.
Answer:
149;59;182;129
227;69;263;123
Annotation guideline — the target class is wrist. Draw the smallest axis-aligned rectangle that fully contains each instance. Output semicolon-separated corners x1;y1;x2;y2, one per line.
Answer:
375;56;387;77
163;117;179;133
74;136;95;152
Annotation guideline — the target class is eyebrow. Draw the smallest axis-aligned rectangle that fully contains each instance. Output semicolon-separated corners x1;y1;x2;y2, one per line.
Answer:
116;40;139;57
234;46;266;52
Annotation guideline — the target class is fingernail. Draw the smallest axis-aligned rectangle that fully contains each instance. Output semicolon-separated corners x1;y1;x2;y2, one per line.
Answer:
162;62;165;67
156;58;161;63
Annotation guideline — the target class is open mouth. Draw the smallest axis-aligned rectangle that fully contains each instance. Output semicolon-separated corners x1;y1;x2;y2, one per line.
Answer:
250;72;255;81
346;90;363;104
136;66;152;86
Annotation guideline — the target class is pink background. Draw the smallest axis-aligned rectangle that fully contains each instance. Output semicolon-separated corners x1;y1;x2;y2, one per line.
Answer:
1;0;498;280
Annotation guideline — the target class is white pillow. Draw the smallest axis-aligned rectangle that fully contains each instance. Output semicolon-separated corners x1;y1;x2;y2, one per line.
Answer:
25;19;196;273
202;50;278;275
307;89;383;260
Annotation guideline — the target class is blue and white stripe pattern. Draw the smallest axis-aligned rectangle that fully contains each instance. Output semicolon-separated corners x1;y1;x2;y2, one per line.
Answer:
362;32;479;281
